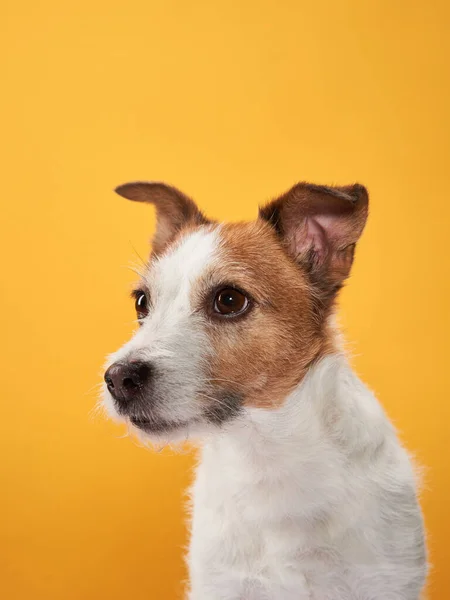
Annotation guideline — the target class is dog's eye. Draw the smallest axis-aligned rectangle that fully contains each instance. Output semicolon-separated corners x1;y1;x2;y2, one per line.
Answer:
134;292;149;320
214;288;249;317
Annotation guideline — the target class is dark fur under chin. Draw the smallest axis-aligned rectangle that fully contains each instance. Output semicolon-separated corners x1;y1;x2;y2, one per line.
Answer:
202;392;244;425
130;415;194;433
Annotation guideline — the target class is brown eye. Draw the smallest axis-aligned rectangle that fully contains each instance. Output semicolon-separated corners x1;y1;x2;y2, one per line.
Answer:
135;292;149;320
214;288;249;317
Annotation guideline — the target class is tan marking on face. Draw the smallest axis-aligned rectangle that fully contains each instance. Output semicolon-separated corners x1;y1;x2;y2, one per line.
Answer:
194;221;336;409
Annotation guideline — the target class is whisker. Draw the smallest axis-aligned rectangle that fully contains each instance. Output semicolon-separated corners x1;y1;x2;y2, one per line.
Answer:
197;376;247;389
127;264;147;279
84;381;104;396
89;401;105;422
129;241;147;268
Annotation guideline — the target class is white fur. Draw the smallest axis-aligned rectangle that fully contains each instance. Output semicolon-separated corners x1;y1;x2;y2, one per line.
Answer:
187;355;427;599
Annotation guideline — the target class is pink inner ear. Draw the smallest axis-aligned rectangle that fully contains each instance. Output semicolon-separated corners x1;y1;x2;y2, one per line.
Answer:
292;216;330;262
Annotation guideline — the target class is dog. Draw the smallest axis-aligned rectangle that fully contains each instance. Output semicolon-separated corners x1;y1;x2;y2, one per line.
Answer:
102;181;427;599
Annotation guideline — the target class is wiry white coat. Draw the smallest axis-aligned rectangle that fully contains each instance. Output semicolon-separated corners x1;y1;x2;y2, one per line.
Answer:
187;354;427;600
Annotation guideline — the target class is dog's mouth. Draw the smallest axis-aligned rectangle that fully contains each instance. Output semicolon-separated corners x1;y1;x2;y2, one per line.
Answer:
129;415;194;433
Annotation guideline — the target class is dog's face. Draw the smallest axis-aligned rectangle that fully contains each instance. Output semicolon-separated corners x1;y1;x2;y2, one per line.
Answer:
103;181;368;442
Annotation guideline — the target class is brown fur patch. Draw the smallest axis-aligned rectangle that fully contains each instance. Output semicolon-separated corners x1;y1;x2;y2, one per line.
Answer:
195;221;336;408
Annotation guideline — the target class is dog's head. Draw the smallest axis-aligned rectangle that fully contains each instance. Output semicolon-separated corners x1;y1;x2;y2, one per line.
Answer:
102;181;368;442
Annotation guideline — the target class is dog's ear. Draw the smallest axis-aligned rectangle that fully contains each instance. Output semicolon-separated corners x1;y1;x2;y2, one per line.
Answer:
115;182;210;255
259;182;368;304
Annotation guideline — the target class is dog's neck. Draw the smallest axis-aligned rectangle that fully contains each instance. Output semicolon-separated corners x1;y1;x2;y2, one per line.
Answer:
194;353;391;531
199;352;388;489
206;353;344;441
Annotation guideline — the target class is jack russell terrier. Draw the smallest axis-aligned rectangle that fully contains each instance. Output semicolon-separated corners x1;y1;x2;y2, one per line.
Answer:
102;181;427;599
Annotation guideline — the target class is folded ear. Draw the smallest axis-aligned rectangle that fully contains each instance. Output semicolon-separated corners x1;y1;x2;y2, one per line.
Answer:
115;182;209;255
259;182;368;304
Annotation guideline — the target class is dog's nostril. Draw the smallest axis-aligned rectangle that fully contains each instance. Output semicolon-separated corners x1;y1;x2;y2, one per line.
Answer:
122;376;138;390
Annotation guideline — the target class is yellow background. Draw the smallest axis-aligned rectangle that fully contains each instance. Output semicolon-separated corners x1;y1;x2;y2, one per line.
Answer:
1;1;449;598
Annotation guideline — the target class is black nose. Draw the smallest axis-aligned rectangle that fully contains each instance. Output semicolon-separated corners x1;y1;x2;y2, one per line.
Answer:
104;361;152;404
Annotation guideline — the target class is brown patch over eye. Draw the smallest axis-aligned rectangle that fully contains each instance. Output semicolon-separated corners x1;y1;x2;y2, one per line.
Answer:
202;221;336;410
213;287;249;317
133;291;149;320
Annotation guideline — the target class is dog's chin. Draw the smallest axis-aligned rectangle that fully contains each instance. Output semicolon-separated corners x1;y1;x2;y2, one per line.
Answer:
130;415;193;434
128;415;204;444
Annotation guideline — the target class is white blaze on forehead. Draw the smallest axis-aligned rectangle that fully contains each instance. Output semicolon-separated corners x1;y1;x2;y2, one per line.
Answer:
148;226;220;313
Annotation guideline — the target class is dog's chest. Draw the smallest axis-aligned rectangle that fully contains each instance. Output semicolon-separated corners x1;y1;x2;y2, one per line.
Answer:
186;366;426;600
190;495;313;599
189;448;338;598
